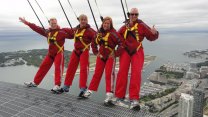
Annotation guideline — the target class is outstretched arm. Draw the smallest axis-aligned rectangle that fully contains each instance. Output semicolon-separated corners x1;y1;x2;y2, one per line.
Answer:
19;17;47;37
61;28;75;39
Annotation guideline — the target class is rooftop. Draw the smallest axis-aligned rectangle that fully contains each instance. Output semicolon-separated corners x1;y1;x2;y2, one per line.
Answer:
0;81;159;117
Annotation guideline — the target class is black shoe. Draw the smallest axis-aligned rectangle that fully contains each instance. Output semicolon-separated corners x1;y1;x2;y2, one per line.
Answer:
51;85;63;94
61;85;70;92
130;100;140;111
131;105;140;111
77;88;88;99
51;89;62;94
104;100;115;107
77;91;85;99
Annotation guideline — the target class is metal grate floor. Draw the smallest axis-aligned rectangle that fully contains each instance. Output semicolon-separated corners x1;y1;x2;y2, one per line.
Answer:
0;81;160;117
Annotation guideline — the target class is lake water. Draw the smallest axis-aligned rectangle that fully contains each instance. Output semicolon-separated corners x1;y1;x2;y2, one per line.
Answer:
0;32;207;102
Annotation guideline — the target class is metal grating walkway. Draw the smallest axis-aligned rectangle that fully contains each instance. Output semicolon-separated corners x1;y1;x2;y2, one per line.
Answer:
0;81;160;117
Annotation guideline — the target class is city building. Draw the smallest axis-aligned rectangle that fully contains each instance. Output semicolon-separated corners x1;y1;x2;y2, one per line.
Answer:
190;62;199;68
178;93;194;117
200;66;208;78
140;82;167;97
185;71;200;79
185;79;200;89
193;89;205;117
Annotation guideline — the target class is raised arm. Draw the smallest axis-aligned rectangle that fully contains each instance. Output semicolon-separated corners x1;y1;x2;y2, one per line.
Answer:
19;17;47;37
141;23;159;41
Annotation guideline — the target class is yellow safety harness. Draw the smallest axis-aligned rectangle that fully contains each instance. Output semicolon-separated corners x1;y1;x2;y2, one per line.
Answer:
96;32;114;55
47;31;63;53
124;23;142;50
74;29;90;51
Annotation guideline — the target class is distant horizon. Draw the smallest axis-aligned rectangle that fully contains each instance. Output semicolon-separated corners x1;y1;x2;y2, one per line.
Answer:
0;28;208;37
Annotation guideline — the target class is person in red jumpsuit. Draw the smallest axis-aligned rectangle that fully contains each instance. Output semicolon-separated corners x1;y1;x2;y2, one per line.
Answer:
83;17;124;105
19;17;74;93
114;8;159;110
59;14;96;98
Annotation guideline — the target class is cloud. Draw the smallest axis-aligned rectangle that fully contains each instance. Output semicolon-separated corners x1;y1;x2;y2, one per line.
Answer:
0;0;207;33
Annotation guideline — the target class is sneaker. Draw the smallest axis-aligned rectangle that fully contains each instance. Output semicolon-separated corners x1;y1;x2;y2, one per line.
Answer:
62;85;70;92
130;100;140;111
57;85;70;94
104;92;114;106
24;81;37;87
114;98;129;108
77;88;87;99
51;85;61;94
83;90;92;98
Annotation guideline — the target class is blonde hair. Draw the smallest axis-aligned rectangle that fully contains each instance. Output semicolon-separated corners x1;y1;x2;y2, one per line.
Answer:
49;17;57;21
78;14;88;21
102;16;114;29
49;17;57;24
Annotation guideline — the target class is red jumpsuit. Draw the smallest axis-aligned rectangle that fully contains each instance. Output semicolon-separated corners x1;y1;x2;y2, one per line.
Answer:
88;28;124;93
24;22;73;86
115;19;159;100
64;24;96;89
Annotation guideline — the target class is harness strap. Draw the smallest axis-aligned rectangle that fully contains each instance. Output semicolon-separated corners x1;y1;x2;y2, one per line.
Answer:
124;23;139;41
47;31;63;53
124;23;143;55
74;29;90;51
96;33;114;55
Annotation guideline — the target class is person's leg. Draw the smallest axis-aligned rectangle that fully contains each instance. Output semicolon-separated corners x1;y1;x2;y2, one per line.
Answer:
79;50;89;89
129;48;144;100
105;57;115;93
84;56;105;98
63;51;80;88
115;51;131;99
54;52;64;86
78;50;90;98
88;56;105;91
104;57;115;105
129;49;144;110
33;55;54;85
51;52;64;93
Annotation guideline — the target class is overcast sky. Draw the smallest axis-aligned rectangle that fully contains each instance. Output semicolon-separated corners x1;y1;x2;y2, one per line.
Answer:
0;0;208;33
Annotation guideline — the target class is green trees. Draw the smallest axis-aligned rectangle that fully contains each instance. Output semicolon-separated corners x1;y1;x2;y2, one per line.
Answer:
140;88;177;102
0;49;72;67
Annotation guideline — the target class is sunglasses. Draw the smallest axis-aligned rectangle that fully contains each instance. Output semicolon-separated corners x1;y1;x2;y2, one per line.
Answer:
130;13;139;16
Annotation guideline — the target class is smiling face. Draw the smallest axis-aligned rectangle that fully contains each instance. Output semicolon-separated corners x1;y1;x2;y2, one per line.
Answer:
79;14;88;28
102;20;111;31
101;17;113;31
129;8;139;23
49;18;58;29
